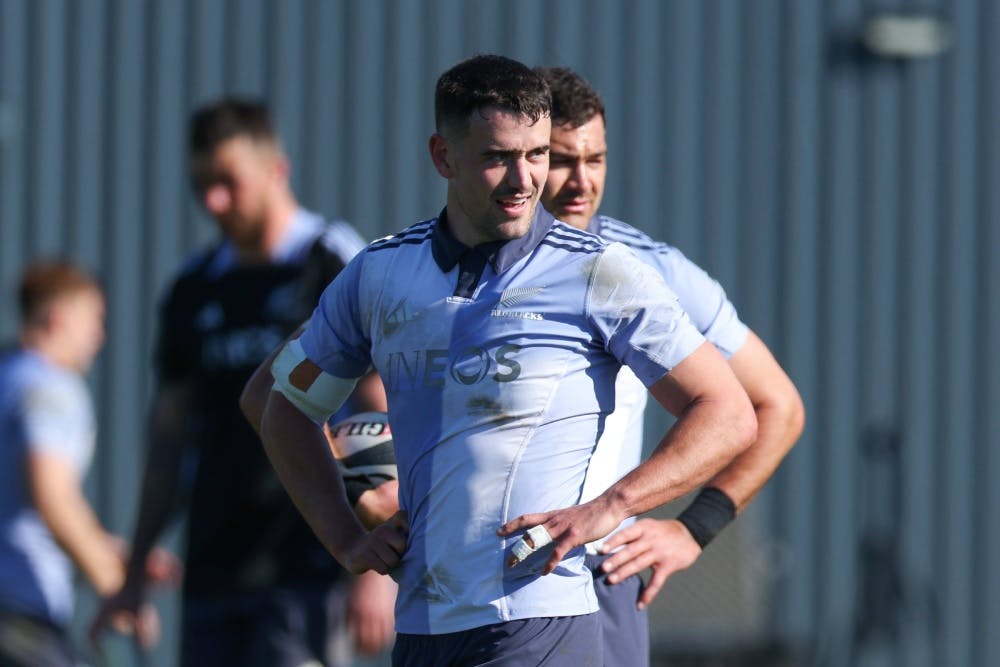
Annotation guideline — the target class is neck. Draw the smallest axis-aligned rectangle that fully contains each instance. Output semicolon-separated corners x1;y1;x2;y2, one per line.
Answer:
236;192;299;264
21;329;78;372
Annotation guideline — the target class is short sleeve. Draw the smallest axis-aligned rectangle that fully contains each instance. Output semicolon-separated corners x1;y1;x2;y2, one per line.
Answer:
656;247;748;358
299;251;374;379
22;375;95;472
587;243;706;387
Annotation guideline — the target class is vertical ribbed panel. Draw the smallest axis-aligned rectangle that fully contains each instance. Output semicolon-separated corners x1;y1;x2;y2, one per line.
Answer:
0;2;995;665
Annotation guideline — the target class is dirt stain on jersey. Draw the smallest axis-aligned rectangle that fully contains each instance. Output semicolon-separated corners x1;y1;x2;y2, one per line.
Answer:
466;395;512;422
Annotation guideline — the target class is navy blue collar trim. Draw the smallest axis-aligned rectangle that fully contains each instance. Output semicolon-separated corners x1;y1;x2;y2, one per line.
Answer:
430;206;556;274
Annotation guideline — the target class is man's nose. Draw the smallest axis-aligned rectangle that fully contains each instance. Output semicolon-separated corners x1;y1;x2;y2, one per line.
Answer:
570;161;589;188
508;158;533;191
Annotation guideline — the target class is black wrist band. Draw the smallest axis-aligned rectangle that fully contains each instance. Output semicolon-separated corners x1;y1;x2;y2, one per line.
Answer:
676;487;736;548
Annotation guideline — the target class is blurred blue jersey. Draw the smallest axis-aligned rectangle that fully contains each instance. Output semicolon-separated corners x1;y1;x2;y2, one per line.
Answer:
0;349;95;626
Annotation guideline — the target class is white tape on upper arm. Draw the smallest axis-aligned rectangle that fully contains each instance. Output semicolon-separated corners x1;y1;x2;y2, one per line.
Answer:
270;339;358;423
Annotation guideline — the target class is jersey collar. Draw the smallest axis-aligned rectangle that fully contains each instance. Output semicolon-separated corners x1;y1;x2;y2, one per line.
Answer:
586;215;604;235
431;205;555;275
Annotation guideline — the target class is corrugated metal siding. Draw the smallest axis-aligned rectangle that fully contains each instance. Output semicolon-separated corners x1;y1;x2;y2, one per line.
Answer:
0;1;996;665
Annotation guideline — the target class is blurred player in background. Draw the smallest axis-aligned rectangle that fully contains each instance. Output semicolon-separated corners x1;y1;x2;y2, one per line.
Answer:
0;261;175;666
90;98;395;666
536;66;806;667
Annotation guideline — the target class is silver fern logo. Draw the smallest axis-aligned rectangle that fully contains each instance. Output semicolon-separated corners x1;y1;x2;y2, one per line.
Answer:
499;286;545;308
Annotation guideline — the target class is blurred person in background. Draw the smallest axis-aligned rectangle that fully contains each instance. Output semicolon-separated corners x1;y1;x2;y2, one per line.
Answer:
535;66;806;667
90;98;395;666
0;260;174;666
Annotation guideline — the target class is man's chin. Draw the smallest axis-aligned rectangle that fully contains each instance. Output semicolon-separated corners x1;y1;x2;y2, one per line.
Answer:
495;216;534;241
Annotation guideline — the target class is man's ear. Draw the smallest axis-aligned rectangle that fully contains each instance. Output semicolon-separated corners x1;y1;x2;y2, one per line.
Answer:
429;133;454;179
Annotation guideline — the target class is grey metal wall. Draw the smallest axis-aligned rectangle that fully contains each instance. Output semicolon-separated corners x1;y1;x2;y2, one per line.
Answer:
1;1;996;665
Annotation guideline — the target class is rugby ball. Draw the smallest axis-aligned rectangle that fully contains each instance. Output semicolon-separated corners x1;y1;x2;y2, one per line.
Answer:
325;411;397;481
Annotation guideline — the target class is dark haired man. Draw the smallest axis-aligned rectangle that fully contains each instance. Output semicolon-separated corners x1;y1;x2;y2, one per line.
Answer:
256;54;757;666
537;66;805;667
91;98;394;666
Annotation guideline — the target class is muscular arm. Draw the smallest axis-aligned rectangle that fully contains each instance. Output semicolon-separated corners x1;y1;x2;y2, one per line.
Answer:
499;341;757;573
240;327;387;437
704;330;805;507
599;341;758;518
600;331;804;606
28;453;123;596
241;332;391;529
259;377;405;575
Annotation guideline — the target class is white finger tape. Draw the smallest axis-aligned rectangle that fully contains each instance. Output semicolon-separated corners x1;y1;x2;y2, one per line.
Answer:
511;538;534;563
510;525;554;564
526;525;553;548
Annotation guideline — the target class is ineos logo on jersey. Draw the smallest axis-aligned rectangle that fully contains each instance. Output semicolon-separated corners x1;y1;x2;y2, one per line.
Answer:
383;344;522;391
201;326;285;369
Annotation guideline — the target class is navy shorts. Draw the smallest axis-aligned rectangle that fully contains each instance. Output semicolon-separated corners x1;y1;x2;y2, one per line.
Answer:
181;584;351;667
0;610;74;667
392;613;601;666
586;552;650;667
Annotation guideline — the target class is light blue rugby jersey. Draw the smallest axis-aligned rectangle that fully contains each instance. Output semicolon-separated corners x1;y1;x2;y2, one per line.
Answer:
579;215;749;552
0;349;96;626
300;207;706;634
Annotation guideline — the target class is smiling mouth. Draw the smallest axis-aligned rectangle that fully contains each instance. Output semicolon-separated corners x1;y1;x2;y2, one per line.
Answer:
497;195;532;212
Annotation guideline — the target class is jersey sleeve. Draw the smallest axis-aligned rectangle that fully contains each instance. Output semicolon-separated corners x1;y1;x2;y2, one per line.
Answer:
21;376;95;472
586;243;706;387
298;251;373;379
654;246;748;358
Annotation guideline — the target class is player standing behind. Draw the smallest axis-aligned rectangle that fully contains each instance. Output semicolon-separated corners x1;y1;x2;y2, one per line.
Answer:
0;261;174;666
90;99;394;665
537;66;806;667
255;54;758;666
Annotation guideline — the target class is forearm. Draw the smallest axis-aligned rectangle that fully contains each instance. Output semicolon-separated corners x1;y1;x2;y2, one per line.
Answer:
123;384;192;585
355;480;401;529
124;434;185;584
37;488;124;595
29;455;123;595
705;332;806;510
601;394;756;520
260;390;367;565
704;395;805;510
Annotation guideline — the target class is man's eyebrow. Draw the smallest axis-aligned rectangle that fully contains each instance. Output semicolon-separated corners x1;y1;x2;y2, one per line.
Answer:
481;145;550;157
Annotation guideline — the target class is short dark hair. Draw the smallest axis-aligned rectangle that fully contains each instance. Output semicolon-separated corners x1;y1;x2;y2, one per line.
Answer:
19;260;101;327
535;67;605;129
435;54;551;137
188;97;277;162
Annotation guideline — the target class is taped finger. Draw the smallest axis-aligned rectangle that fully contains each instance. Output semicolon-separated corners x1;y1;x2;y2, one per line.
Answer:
508;525;554;566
